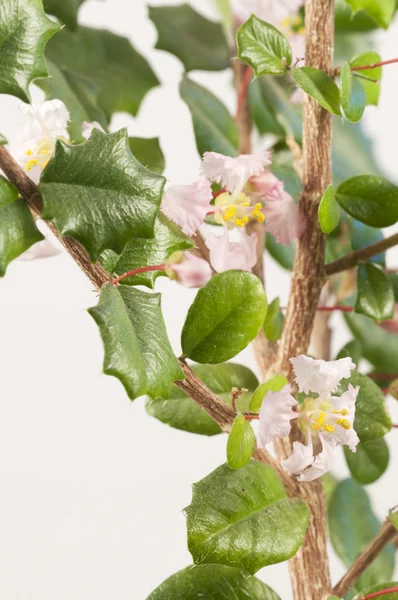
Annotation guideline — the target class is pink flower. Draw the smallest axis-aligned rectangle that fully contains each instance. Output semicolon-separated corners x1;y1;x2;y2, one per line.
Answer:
81;121;105;139
263;187;306;245
250;170;283;199
161;178;213;237
166;252;212;288
206;229;257;273
201;151;271;196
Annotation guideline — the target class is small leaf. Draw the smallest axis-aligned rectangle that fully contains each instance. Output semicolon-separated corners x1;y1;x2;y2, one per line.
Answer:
129;137;165;175
146;564;282;600
291;67;342;115
149;4;230;72
336;339;363;365
318;184;340;234
180;76;238;156
341;62;366;122
263;297;284;342
0;0;60;102
40;129;165;262
355;264;395;321
328;479;395;591
351;220;385;266
0;133;7;145
0;176;44;277
344;438;389;484
336;175;398;228
350;51;382;105
390;510;398;531
88;283;183;401
43;0;85;29
353;583;398;600
110;215;193;289
185;462;309;573
250;375;288;412
146;363;258;436
345;312;398;373
249;79;285;137
344;0;395;29
227;414;255;469
237;15;292;76
181;271;267;363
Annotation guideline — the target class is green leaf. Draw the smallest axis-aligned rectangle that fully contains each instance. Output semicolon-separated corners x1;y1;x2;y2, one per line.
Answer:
337;370;392;442
353;583;398;600
336;339;363;365
323;472;339;505
263;298;284;342
328;479;395;592
110;215;193;289
146;363;258;436
88;283;183;401
40;129;165;262
344;0;395;29
351;220;385;266
335;0;384;31
180;76;238;156
355;264;395;321
336;176;398;228
344;438;389;484
319;184;340;234
227;414;255;469
185;462;309;573
37;60;107;143
181;271;267;363
237;15;292;76
43;0;85;29
0;0;60;102
0;133;7;145
149;4;229;72
390;509;398;530
340;62;366;122
345;312;398;373
250;375;288;412
45;25;159;119
291;67;342;115
249;79;285;137
129;137;165;175
350;52;382;105
0;176;44;277
146;564;282;600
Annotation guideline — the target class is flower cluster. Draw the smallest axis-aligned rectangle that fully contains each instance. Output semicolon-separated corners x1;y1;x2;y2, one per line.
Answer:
258;355;359;481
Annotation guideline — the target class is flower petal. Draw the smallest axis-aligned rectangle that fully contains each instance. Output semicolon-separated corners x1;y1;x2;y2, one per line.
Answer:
290;355;356;396
329;385;360;451
161;177;213;237
250;169;283;200
258;384;298;446
298;435;336;482
282;434;314;475
201;151;271;196
169;252;212;288
206;228;257;273
82;121;105;140
263;187;306;245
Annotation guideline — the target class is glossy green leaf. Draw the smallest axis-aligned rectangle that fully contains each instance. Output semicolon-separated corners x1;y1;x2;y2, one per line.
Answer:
0;176;44;277
227;414;255;469
390;509;398;530
336;176;398;228
146;363;258;436
250;375;288;412
0;0;60;102
350;52;382;105
43;0;85;29
110;215;192;289
128;137;165;175
351;220;385;266
319;184;340;234
88;283;183;400
45;26;159;119
237;15;292;76
355;264;395;321
181;271;267;363
186;462;309;573
336;339;363;365
328;479;395;592
344;438;389;484
337;370;392;442
41;129;165;262
335;0;383;31
341;62;366;122
37;60;107;143
346;312;398;373
344;0;395;29
180;76;238;156
146;564;282;600
291;67;342;115
149;4;229;72
353;583;398;600
263;297;284;342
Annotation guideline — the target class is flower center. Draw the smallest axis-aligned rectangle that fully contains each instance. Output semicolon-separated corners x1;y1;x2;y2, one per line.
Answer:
24;136;69;174
214;192;265;228
297;397;351;436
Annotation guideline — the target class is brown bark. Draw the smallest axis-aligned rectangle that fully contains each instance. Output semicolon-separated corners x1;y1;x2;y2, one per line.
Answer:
326;232;398;276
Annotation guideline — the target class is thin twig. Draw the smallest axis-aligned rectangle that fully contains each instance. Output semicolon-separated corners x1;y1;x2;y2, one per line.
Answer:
326;233;398;276
357;587;398;600
351;58;398;71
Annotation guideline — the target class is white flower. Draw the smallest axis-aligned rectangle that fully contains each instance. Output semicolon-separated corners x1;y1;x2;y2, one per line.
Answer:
161;177;213;237
18;219;61;261
263;186;306;245
13;100;70;183
257;355;360;481
201;151;271;197
206;228;257;273
165;251;212;288
81;121;105;140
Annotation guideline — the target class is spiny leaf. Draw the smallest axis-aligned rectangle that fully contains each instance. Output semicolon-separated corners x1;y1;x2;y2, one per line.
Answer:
43;0;86;30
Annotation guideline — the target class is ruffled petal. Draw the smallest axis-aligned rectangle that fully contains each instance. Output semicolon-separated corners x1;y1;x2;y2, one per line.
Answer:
263;187;306;245
328;385;360;451
206;229;257;273
169;252;212;289
290;355;356;396
82;121;105;140
298;435;336;482
201;151;271;196
250;170;283;200
282;434;314;475
161;177;213;237
258;384;298;446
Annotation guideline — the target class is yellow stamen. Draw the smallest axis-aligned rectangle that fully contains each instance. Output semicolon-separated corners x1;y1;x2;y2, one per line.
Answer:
298;27;305;35
256;212;265;223
234;216;249;227
241;201;250;207
222;206;235;222
337;418;351;430
26;149;33;156
323;424;335;433
292;16;302;26
341;409;348;416
25;159;38;172
312;422;322;431
39;149;49;155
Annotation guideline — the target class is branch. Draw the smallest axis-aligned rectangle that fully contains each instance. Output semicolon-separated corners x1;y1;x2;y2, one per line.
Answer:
333;518;398;598
326;232;398;276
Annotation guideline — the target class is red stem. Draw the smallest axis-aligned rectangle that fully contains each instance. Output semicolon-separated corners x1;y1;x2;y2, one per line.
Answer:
112;264;165;284
357;586;398;599
213;187;227;198
316;306;354;312
351;58;398;71
392;424;398;429
235;66;253;121
368;373;398;380
243;414;260;421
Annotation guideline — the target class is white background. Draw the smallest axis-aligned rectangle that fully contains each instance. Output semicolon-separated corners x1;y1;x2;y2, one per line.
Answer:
0;1;397;598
